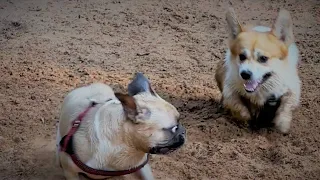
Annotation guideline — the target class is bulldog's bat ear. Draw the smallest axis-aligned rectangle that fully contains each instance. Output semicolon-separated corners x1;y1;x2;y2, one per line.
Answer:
115;92;151;122
128;72;156;96
115;93;137;121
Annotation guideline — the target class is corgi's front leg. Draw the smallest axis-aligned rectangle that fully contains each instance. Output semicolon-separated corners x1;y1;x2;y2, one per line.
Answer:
274;91;299;134
223;92;251;123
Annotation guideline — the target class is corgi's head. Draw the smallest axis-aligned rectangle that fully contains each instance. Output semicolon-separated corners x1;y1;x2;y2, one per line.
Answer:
225;8;295;93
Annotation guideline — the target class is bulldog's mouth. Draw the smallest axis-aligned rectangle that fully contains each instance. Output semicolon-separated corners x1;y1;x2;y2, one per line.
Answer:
149;134;185;155
150;124;186;155
243;72;272;93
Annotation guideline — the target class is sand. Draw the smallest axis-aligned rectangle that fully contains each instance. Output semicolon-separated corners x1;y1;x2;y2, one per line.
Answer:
0;0;319;179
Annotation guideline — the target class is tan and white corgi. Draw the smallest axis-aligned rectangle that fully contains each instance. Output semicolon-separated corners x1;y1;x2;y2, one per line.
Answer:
215;8;301;133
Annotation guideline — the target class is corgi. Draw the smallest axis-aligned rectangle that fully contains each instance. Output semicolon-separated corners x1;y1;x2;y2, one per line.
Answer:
215;8;301;133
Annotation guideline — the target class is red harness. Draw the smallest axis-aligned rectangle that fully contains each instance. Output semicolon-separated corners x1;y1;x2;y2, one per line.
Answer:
59;101;149;176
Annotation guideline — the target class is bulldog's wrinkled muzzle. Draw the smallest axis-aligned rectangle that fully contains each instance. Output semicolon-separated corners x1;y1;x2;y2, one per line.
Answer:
149;124;186;154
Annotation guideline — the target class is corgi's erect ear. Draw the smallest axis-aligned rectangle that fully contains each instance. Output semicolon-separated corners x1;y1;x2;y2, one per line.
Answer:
272;9;294;45
226;7;243;39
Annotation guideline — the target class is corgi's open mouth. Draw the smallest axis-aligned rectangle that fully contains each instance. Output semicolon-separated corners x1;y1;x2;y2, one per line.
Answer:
243;72;272;93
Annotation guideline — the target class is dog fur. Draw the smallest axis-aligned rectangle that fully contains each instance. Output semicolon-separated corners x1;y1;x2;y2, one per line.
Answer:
215;8;301;133
56;74;186;180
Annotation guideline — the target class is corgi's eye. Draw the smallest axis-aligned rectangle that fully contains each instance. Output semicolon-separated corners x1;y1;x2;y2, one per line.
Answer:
258;56;269;63
239;53;247;61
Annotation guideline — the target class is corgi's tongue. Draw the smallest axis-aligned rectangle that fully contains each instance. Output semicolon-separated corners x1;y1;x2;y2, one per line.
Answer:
244;80;259;92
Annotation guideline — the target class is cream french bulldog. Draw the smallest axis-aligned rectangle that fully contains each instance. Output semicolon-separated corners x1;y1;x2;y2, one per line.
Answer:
56;72;186;180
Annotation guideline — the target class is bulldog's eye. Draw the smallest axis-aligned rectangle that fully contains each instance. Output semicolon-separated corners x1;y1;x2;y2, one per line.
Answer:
171;126;178;133
239;53;247;61
162;125;178;133
258;55;269;63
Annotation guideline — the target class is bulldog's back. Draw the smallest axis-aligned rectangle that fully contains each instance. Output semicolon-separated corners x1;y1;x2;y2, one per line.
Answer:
58;83;116;140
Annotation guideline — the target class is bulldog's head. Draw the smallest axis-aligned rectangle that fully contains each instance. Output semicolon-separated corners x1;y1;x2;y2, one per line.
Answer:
116;73;186;154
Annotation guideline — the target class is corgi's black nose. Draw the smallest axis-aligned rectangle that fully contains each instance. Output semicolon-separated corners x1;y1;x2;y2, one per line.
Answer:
240;70;252;80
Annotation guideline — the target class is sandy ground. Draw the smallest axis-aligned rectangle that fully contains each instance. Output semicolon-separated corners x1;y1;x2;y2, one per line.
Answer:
0;0;320;179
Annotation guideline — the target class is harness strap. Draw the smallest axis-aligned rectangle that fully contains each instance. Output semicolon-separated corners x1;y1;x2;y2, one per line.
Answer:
61;101;96;152
59;100;149;176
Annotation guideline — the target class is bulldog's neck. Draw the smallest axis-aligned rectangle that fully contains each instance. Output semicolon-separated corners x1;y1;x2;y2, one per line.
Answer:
74;102;148;171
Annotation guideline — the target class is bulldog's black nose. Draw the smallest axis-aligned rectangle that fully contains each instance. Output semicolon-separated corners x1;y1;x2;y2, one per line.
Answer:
240;70;252;80
178;133;185;140
176;124;186;135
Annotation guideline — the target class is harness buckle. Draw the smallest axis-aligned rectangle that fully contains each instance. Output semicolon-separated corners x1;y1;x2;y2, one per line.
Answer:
73;120;81;127
73;124;79;127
